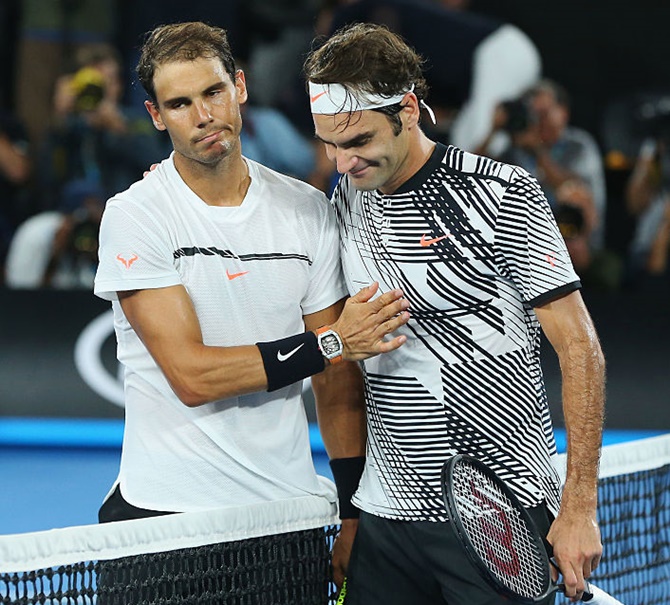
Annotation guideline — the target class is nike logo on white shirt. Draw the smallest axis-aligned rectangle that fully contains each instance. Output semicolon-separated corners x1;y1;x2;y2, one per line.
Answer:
277;343;305;362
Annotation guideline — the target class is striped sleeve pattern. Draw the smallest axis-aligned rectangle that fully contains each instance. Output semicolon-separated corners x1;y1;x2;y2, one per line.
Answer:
495;168;580;305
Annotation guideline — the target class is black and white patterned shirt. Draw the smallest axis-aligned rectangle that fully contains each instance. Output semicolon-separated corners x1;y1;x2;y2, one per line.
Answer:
332;144;580;521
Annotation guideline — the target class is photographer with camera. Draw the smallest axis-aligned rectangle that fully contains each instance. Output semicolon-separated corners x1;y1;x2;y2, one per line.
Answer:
5;179;104;289
553;179;599;273
39;43;170;211
481;79;608;259
476;79;620;289
525;177;621;292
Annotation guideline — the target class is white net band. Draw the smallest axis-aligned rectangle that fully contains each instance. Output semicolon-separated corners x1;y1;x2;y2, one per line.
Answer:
0;494;338;574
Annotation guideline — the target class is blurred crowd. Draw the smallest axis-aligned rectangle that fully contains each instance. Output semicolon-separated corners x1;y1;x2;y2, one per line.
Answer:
0;0;668;293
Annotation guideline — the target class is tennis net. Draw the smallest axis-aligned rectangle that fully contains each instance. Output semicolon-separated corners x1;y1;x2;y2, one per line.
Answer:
2;435;669;604
0;494;340;604
554;432;670;605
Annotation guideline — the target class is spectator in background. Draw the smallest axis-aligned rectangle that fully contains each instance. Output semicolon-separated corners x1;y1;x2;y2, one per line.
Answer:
553;179;621;291
321;0;542;152
625;137;670;287
14;0;117;153
38;43;170;211
5;179;104;289
485;80;608;257
0;104;31;278
554;179;599;274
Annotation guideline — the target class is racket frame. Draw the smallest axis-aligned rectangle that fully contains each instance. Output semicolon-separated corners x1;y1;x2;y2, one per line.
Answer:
441;454;554;604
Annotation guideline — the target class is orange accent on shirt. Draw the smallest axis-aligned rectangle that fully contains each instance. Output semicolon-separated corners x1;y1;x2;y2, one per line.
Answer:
420;234;448;247
226;269;249;280
116;253;138;268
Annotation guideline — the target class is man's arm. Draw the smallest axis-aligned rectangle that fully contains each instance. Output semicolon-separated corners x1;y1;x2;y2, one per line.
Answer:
306;299;367;589
307;299;366;462
118;281;409;406
534;290;605;599
625;139;661;216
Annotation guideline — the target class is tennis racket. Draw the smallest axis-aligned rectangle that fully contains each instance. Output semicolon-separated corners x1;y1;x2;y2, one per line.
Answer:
441;455;624;605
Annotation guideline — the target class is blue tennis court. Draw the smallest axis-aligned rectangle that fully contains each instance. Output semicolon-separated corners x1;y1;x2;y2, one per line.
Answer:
0;417;665;535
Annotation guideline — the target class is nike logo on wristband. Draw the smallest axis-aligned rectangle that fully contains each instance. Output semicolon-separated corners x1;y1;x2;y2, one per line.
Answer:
277;343;305;362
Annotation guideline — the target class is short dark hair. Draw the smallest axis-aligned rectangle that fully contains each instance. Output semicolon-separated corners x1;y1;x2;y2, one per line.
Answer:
137;22;236;104
531;79;571;111
75;43;121;70
303;23;429;133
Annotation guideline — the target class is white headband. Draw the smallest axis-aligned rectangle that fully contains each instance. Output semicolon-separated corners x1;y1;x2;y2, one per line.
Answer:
308;82;436;123
309;81;414;113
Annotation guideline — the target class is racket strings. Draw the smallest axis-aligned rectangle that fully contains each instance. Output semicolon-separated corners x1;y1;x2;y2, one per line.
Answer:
452;464;550;599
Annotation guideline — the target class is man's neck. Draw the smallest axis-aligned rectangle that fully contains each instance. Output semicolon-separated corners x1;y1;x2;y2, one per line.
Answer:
174;151;251;207
379;132;436;195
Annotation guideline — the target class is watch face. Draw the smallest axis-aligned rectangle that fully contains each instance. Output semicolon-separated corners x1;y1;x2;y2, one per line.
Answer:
321;334;340;355
319;331;342;358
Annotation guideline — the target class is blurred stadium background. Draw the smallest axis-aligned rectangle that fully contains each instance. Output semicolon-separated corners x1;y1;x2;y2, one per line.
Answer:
1;0;669;536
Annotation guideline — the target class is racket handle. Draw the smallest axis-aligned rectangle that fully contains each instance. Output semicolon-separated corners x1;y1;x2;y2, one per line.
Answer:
583;584;625;605
336;577;348;604
581;581;594;602
557;582;594;602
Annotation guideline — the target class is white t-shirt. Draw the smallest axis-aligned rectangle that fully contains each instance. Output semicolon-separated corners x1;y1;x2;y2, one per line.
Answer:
94;154;346;512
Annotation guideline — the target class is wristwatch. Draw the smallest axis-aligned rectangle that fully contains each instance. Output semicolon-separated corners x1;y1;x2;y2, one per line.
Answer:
316;326;343;364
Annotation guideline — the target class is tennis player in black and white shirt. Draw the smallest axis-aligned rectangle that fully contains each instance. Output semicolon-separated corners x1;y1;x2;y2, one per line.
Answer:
305;23;605;605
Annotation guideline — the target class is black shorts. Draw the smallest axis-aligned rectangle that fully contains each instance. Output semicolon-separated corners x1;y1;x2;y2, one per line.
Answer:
98;484;174;523
344;505;556;605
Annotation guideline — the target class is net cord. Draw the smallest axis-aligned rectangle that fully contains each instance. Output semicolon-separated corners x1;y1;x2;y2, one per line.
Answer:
0;494;339;574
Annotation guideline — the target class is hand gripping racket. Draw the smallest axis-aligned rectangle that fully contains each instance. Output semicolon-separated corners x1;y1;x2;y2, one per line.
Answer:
441;455;624;605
